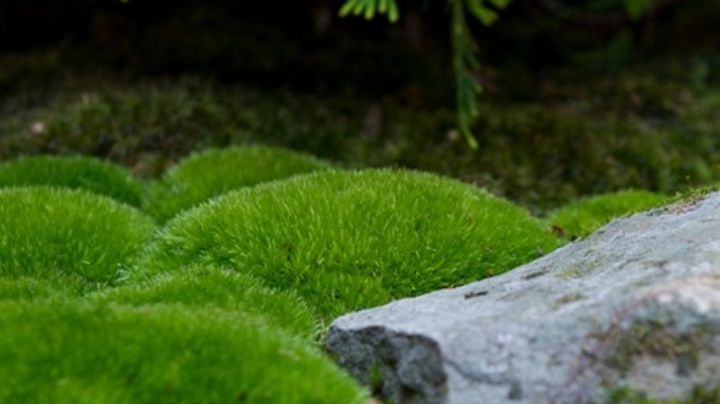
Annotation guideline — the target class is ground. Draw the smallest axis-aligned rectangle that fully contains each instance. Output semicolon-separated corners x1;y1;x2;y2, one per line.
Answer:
2;50;719;212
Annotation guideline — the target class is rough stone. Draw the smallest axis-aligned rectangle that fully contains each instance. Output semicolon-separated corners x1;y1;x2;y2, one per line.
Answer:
325;193;720;403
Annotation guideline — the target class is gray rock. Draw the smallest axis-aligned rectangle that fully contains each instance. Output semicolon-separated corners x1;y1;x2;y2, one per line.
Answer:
325;193;720;403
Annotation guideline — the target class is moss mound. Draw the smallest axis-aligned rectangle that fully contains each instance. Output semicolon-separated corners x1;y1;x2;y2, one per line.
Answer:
549;190;669;239
144;146;332;222
0;155;144;206
90;265;317;338
140;169;561;317
0;301;367;404
0;187;156;287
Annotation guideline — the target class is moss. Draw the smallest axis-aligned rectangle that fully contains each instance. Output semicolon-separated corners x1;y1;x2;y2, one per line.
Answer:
139;169;561;318
0;155;145;206
603;320;719;403
556;256;604;279
608;386;720;404
604;321;709;375
686;386;720;403
548;190;669;239
5;75;720;210
552;293;586;308
0;301;367;403
667;184;720;207
608;386;662;403
0;187;156;287
144;146;332;222
88;265;317;338
15;82;239;166
369;362;385;397
0;277;82;301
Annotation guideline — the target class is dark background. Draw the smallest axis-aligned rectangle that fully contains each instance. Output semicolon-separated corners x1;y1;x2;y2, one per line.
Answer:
2;0;720;210
2;0;718;102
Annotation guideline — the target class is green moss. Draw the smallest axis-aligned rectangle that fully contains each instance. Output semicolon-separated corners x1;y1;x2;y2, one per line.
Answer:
552;293;586;307
0;187;156;287
556;256;605;279
139;169;561;318
668;184;720;206
0;301;367;404
88;265;317;338
0;155;145;206
608;385;720;404
686;386;720;403
548;190;669;239
608;386;661;403
604;321;709;375
144;146;332;222
5;75;720;210
603;318;720;403
0;277;82;301
17;83;239;165
369;363;384;396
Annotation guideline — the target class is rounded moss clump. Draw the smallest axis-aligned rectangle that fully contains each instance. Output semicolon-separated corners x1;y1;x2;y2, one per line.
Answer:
0;301;367;404
89;265;317;338
144;145;332;222
0;187;156;287
549;190;669;239
140;169;561;318
0;155;145;206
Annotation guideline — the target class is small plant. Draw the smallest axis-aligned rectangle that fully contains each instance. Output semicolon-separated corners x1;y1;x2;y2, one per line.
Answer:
340;0;663;148
89;265;317;338
0;155;145;206
139;169;561;318
0;301;368;403
341;0;512;148
548;190;669;239
144;146;333;222
0;187;156;287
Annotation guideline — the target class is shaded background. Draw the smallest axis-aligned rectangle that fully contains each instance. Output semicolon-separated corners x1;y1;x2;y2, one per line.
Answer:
3;0;719;97
1;0;719;210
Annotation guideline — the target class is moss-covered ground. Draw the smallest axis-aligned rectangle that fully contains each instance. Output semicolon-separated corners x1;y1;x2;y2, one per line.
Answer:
1;51;718;401
0;141;693;400
0;148;568;402
2;52;720;212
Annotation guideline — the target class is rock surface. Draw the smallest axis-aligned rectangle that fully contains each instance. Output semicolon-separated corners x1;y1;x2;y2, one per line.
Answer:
325;193;720;403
